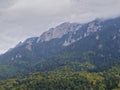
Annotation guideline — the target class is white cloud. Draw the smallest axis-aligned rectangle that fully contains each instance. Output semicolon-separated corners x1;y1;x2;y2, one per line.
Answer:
0;0;120;53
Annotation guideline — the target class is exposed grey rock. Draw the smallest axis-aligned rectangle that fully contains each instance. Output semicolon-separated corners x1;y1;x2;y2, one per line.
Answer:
37;22;81;43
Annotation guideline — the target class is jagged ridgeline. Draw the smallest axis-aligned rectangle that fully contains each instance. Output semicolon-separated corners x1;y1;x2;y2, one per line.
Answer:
0;17;120;90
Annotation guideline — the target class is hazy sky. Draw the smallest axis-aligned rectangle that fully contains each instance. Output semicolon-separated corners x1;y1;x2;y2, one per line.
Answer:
0;0;120;53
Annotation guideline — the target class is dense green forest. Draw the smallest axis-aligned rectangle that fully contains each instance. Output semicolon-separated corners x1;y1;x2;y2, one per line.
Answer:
0;65;120;90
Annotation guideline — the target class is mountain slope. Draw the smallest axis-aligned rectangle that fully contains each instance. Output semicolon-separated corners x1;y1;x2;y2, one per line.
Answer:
0;17;119;79
34;24;120;72
0;19;103;64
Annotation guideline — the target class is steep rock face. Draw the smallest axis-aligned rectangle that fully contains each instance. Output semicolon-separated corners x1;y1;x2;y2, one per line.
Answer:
37;23;81;43
36;20;102;46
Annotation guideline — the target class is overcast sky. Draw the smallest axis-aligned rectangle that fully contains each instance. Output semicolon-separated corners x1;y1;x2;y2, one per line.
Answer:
0;0;120;54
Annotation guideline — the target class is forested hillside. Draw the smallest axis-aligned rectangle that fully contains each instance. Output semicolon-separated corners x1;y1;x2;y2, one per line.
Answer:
0;65;120;90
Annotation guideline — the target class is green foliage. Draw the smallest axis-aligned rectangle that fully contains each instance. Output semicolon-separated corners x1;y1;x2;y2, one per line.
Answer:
0;65;120;90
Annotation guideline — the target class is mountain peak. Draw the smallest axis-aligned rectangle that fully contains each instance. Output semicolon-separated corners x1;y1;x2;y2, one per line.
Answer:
0;17;119;67
36;22;82;43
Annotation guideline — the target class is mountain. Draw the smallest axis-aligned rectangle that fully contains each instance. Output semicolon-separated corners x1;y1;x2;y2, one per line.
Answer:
0;17;120;80
0;17;120;90
0;23;81;64
34;18;120;72
0;19;104;64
